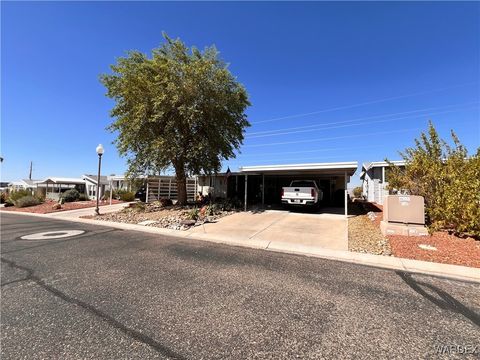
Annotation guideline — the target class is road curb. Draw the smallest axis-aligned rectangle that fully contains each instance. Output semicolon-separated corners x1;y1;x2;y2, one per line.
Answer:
3;210;480;283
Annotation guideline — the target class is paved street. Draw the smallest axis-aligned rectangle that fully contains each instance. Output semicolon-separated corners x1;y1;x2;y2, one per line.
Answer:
1;213;479;359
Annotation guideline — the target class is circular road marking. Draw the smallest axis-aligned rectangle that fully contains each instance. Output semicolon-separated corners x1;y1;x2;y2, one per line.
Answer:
21;230;85;240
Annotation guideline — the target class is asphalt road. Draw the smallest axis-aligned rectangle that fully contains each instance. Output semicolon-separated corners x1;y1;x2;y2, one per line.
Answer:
1;213;479;359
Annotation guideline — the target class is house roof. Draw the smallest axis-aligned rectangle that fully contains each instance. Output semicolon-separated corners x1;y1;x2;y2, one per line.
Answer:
37;177;85;185
21;179;41;187
83;174;110;185
239;161;358;176
360;160;406;179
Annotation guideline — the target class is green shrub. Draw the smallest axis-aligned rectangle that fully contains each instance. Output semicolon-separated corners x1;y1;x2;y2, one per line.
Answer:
387;122;480;238
8;189;32;203
206;203;221;216
187;207;199;220
78;193;90;201
62;189;80;202
353;186;363;198
15;195;42;208
117;190;135;202
0;192;8;204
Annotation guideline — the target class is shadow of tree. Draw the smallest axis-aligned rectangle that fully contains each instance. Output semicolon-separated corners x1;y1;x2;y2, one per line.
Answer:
397;271;480;327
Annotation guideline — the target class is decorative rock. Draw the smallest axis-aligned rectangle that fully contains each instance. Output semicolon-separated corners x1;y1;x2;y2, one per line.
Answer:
180;219;196;226
137;220;159;226
52;203;62;210
418;244;437;251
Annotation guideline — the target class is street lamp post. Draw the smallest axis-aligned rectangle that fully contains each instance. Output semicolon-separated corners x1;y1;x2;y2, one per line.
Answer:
95;144;104;215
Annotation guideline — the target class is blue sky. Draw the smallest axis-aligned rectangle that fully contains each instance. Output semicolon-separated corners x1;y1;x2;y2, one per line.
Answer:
2;1;479;185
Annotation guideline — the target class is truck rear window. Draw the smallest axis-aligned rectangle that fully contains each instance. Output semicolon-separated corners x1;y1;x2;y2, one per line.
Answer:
290;181;316;187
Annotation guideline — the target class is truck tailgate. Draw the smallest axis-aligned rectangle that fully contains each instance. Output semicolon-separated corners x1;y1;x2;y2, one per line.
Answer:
283;187;314;199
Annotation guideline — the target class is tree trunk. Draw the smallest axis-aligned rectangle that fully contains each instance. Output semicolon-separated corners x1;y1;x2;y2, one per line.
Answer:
175;165;188;205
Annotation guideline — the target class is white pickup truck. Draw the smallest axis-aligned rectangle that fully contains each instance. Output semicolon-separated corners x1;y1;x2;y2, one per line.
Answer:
281;180;323;207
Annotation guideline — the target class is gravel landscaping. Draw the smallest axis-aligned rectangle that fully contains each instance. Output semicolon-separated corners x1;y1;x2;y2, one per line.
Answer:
389;232;480;268
0;199;123;214
348;202;391;255
84;201;236;231
348;200;480;267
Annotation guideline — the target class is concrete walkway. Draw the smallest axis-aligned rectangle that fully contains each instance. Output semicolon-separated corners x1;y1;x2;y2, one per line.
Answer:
44;202;131;219
5;207;480;283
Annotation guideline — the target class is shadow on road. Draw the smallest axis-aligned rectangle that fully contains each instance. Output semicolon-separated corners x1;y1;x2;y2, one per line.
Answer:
397;271;480;327
1;257;185;359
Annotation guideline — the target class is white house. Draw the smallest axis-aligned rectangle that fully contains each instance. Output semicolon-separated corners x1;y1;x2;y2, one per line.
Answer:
8;179;41;192
360;160;405;205
83;174;113;200
35;177;86;200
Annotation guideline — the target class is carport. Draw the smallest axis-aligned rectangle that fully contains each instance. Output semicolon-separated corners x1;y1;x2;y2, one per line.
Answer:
237;162;358;216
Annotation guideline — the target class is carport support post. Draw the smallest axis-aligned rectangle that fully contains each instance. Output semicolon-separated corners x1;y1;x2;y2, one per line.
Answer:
262;173;265;206
344;171;348;218
244;175;248;212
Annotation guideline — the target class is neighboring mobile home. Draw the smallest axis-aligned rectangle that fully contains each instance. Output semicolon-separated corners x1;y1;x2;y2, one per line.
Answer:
360;160;405;205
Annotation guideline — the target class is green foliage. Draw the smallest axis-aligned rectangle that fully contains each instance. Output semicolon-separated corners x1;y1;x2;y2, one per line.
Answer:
8;189;32;203
387;122;480;237
15;195;42;208
62;189;80;202
0;192;8;204
103;190;117;200
117;190;135;202
187;207;199;220
78;193;90;201
206;203;221;216
100;33;250;205
131;202;146;212
353;186;363;198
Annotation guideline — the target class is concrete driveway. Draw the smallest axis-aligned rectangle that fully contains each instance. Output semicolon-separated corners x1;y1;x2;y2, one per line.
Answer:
186;209;348;251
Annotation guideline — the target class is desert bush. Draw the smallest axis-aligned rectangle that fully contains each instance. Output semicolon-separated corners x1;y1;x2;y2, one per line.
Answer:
62;189;80;202
103;190;118;200
159;198;173;207
130;202;146;212
187;207;199;220
15;195;42;208
117;190;135;202
8;189;32;203
387;122;480;238
214;198;241;211
353;186;363;198
0;192;8;204
206;203;221;216
78;193;89;201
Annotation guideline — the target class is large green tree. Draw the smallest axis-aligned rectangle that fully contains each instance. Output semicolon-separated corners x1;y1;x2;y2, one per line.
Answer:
387;122;480;237
101;34;250;204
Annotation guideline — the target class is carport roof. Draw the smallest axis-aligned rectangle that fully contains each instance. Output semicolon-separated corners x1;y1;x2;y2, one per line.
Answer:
239;161;358;176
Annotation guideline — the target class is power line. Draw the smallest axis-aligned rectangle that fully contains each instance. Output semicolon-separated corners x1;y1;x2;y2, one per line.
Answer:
236;144;384;158
245;127;422;148
251;82;478;124
247;102;478;136
246;105;478;139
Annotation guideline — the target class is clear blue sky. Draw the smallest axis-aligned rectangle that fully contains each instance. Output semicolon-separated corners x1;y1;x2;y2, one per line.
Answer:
2;1;479;185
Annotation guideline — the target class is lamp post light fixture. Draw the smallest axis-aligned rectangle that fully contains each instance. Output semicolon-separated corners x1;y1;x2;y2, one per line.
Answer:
95;144;104;215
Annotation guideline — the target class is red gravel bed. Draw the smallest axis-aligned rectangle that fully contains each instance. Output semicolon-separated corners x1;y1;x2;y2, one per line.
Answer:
1;199;123;214
389;232;480;268
362;202;480;268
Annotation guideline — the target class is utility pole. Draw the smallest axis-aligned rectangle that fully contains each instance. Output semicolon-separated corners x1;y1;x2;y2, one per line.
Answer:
29;161;33;180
